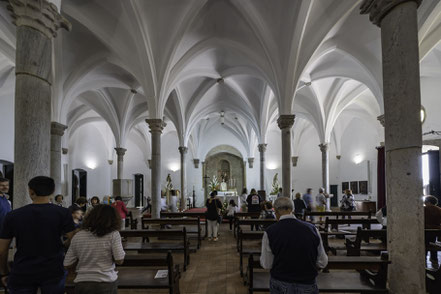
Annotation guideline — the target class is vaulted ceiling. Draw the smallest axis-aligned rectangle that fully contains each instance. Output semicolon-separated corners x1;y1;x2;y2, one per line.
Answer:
1;0;441;157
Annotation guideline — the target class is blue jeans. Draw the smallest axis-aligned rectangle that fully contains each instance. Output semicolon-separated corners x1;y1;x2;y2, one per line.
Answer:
8;275;66;294
270;278;318;294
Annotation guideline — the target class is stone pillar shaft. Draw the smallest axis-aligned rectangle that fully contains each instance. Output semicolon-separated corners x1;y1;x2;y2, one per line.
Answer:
361;1;425;292
50;122;67;195
5;0;70;208
178;146;188;211
258;144;267;191
277;115;295;197
146;119;166;218
319;143;329;193
114;147;127;180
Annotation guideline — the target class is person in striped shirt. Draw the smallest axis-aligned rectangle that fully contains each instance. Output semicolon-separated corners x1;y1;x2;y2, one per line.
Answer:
64;205;125;294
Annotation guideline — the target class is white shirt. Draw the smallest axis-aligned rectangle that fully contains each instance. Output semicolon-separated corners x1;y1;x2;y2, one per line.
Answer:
260;214;328;270
227;205;239;216
375;209;387;226
64;230;126;282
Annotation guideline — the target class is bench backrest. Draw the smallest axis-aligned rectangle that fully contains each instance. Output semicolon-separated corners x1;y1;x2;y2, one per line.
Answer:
324;217;378;231
120;228;187;239
303;211;372;220
141;217;200;229
161;212;206;218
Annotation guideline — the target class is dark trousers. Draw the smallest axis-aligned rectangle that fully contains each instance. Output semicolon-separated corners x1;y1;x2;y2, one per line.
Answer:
8;275;66;294
226;216;234;230
427;235;439;261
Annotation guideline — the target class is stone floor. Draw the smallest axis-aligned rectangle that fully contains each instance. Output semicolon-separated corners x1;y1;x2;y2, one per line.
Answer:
120;223;248;294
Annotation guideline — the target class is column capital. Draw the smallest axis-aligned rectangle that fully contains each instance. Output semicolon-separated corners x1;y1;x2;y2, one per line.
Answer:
3;0;71;38
62;148;68;155
377;114;385;127
114;147;127;157
50;121;67;136
146;119;166;133
319;143;329;153
258;143;267;153
248;157;254;168
292;156;299;167
277;115;295;129
178;146;188;155
360;0;421;27
193;159;200;168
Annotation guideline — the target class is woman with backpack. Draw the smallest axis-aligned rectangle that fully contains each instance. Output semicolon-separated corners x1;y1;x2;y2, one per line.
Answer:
205;191;222;241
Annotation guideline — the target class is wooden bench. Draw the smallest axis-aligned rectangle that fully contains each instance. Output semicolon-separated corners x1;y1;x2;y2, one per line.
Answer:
235;219;277;251
346;228;387;256
125;211;138;229
65;252;180;294
120;228;190;271
238;230;264;277
161;211;208;238
234;212;261;237
303;211;372;222
426;264;441;294
247;254;389;293
142;217;202;249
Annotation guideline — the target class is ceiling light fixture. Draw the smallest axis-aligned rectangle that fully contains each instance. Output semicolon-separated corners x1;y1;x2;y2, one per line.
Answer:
217;77;224;84
220;111;225;125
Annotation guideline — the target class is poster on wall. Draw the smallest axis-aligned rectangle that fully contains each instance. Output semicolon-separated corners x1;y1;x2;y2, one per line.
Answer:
359;181;368;194
342;182;349;193
350;181;359;194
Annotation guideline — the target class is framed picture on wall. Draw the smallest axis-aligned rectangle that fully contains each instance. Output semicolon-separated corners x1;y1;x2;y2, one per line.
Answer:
350;181;359;194
342;182;349;193
359;181;368;194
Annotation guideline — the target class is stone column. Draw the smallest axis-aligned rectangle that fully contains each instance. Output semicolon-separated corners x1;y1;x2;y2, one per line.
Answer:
4;0;70;208
319;143;329;193
114;147;127;180
277;115;295;197
258;144;267;191
178;146;188;211
361;1;425;293
146;119;166;218
50;122;67;194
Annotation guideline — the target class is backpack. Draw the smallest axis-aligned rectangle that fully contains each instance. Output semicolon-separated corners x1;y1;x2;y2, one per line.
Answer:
251;195;260;205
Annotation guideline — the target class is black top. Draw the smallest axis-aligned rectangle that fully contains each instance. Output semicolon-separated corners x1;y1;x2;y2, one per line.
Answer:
266;218;320;284
205;198;222;221
0;203;76;286
246;194;262;212
294;198;307;214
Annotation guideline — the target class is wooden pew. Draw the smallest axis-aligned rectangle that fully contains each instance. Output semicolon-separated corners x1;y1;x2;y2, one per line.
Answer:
303;211;372;223
142;217;202;249
235;219;277;251
238;230;264;277
120;228;190;271
345;227;387;256
426;264;441;294
125;211;138;229
161;211;208;238
234;212;261;237
247;254;389;293
65;252;180;294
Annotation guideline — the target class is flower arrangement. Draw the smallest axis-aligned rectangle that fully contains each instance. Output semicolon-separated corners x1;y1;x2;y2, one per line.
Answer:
208;175;220;192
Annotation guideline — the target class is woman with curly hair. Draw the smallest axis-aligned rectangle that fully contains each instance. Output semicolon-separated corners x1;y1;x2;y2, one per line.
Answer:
64;205;125;293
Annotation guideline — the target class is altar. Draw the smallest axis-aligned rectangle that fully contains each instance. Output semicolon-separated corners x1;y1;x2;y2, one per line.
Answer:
217;191;238;204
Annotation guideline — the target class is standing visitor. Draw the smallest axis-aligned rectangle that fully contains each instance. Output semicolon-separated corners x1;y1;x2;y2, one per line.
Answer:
226;199;239;230
64;205;125;294
277;188;283;198
0;176;76;293
303;188;314;221
260;197;328;294
424;196;441;262
111;196;128;230
315;188;328;222
240;188;248;211
0;178;12;229
247;189;262;230
293;193;307;216
54;194;65;207
205;191;222;241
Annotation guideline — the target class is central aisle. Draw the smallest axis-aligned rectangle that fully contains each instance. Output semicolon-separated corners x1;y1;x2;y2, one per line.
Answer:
179;223;248;294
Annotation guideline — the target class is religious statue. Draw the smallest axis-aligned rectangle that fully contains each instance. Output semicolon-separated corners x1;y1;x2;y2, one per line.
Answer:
220;179;228;191
270;173;280;195
166;174;173;190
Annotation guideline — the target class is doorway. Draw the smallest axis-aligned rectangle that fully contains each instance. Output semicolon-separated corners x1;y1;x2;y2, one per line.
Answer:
72;169;87;204
330;184;338;207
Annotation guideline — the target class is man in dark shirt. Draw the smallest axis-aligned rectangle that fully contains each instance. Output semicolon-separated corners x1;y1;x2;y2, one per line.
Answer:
0;178;12;230
0;176;76;293
424;195;441;262
260;197;328;294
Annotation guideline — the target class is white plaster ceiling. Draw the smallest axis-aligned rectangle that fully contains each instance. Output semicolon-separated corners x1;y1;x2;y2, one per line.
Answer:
0;0;441;156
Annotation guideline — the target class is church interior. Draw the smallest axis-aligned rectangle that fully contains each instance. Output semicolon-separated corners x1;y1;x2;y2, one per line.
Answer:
1;0;441;293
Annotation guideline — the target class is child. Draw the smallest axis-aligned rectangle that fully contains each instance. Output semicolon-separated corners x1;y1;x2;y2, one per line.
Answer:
64;205;125;294
226;199;239;230
259;201;275;230
111;196;128;230
69;206;84;229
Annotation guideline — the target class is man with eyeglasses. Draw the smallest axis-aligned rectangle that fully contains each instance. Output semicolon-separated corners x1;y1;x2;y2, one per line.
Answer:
0;178;12;230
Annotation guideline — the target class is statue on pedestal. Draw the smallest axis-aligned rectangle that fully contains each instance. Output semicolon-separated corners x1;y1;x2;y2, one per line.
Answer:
220;179;228;191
